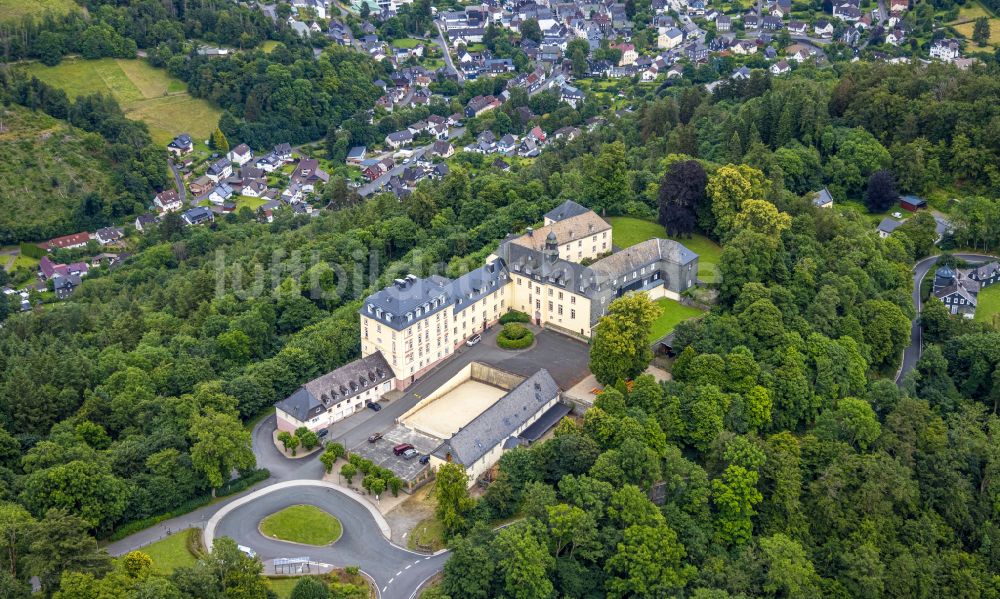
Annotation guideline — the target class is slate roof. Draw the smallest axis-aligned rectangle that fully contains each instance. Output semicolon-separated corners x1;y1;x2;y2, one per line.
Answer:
813;187;833;206
544;199;592;223
432;369;560;466
590;238;698;276
877;217;903;234
277;351;394;422
362;261;509;330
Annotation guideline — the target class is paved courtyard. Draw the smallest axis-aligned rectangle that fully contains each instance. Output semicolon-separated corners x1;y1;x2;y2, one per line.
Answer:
328;326;592;449
402;379;506;439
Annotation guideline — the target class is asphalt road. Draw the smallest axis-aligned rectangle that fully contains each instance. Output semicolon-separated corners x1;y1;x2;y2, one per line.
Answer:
358;127;466;197
433;22;463;82
212;484;448;599
896;252;998;385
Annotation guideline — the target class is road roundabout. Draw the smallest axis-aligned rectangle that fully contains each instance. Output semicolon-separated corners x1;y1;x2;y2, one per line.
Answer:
205;480;449;599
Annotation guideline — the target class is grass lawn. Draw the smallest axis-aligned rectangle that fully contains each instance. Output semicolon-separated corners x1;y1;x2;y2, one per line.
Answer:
648;297;704;342
466;43;486;52
0;0;79;22
24;58;222;148
142;529;198;576
266;578;300;598
608;217;723;278
407;516;446;552
391;37;422;48
261;40;280;53
235;196;268;211
975;284;1000;329
260;505;343;546
6;254;38;272
950;1;1000;46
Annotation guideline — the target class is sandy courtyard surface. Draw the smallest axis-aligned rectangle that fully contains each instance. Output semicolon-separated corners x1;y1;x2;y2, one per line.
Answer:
402;380;506;438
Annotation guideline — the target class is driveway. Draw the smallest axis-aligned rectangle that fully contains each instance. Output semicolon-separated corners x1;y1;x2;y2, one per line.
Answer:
327;327;591;449
896;252;998;385
210;482;447;599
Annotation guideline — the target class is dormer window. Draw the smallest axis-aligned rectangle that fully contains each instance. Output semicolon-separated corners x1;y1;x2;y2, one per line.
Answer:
367;304;374;313
406;312;413;321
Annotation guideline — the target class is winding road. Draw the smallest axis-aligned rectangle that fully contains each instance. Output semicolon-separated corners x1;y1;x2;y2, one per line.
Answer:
896;252;998;385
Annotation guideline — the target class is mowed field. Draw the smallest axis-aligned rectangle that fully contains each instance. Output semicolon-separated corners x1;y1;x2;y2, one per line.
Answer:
950;2;1000;47
0;0;80;22
24;58;221;147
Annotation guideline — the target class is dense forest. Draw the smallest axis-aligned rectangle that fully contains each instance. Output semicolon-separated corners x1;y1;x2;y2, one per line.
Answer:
2;49;1000;597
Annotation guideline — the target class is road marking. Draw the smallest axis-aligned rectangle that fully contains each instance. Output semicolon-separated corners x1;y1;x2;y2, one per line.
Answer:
405;564;412;570
382;586;387;592
396;570;403;576
389;578;394;584
414;559;421;564
424;556;431;560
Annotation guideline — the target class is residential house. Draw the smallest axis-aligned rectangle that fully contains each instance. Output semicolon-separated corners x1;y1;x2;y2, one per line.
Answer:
241;179;268;198
876;217;903;238
189;175;214;196
43;232;90;251
932;265;980;318
553;126;581;142
291;158;329;192
788;20;808;35
206;158;233;182
770;59;791;75
347;146;367;164
930;38;961;61
135;214;159;232
182;207;214;226
465;95;502;118
833;4;861;21
744;13;761;29
492;158;511;171
385;130;414;149
498;134;518;153
431;140;455;158
209;183;235;205
659;26;684;49
612;42;637;65
717;15;731;32
762;15;784;30
94;227;124;245
227;144;253;166
812;187;834;209
560;85;584;108
273;143;293;162
52;274;82;300
814;19;834;37
167;134;194;156
732;39;758;55
154;190;183;213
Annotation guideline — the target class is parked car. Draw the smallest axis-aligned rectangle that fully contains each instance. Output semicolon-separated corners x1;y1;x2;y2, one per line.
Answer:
419;454;430;464
318;428;329;438
402;448;419;459
366;401;382;411
393;443;414;456
237;545;256;558
368;432;383;443
466;334;482;346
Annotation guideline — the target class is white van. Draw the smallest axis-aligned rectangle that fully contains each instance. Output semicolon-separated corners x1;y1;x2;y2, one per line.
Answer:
237;545;256;558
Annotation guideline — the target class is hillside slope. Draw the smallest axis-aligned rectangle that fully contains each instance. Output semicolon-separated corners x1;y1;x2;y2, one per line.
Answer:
0;105;117;244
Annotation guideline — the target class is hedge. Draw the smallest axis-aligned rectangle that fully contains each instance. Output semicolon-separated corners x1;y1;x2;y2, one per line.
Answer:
497;324;534;349
104;468;271;541
499;310;531;324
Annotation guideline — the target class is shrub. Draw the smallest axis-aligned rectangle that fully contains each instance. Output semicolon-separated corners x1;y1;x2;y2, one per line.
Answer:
499;310;531;324
497;323;534;349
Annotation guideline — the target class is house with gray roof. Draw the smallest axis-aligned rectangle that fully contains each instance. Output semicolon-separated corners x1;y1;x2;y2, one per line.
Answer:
276;351;394;432
431;369;562;485
876;217;903;238
543;199;590;224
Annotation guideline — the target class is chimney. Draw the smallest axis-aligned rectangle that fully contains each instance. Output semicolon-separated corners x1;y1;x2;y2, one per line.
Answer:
527;226;534;236
394;278;407;289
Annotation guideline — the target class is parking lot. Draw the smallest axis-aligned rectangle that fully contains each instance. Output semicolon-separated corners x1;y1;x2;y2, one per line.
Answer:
329;326;592;450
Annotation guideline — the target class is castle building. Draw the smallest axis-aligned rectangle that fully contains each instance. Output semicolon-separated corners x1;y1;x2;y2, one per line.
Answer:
360;201;699;389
